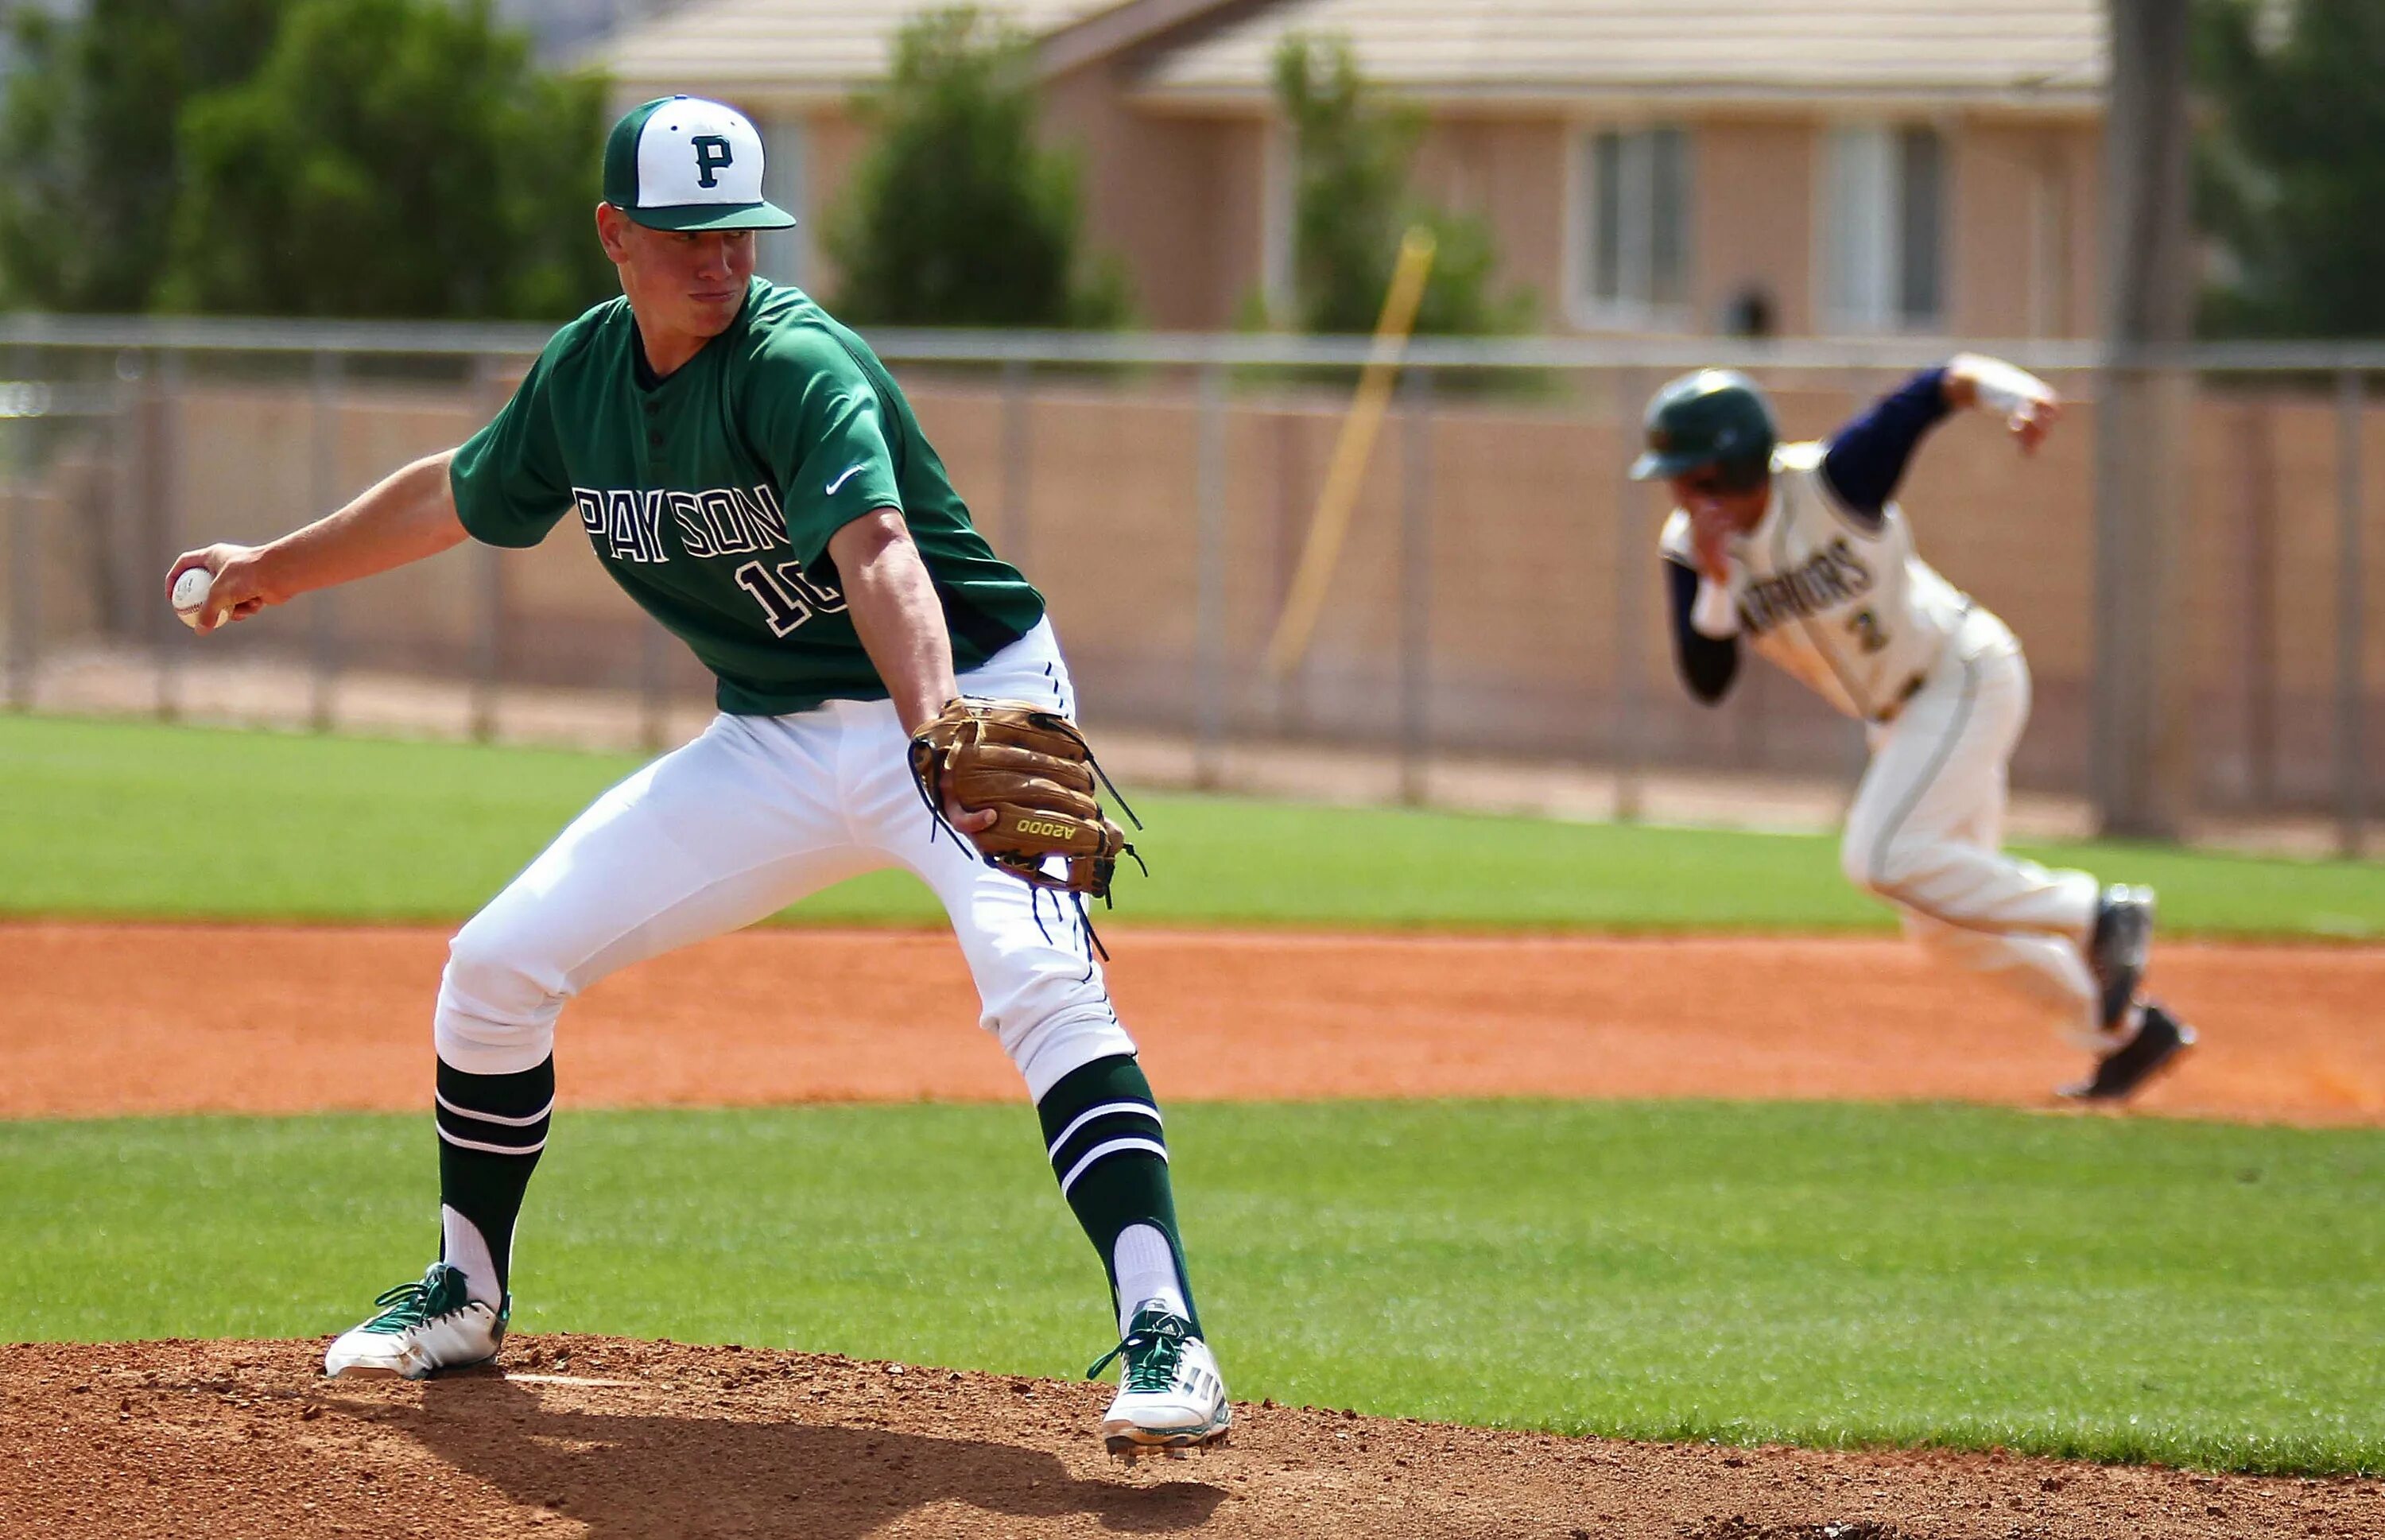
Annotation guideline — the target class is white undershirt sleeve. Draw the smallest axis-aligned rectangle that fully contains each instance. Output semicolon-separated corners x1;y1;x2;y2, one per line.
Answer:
1690;576;1740;638
1951;352;2052;419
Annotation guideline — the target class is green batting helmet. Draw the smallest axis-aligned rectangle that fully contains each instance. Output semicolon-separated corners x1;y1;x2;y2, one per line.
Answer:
1628;369;1777;488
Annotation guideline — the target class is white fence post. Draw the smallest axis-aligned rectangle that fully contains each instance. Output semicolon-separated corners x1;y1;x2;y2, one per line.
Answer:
153;349;184;724
1001;358;1033;576
1398;365;1435;807
1193;362;1228;789
469;354;505;743
2337;369;2368;859
6;443;30;712
1611;367;1647;823
308;348;343;733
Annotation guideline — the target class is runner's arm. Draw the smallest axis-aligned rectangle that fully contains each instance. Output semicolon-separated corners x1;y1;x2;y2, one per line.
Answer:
1665;557;1739;703
1817;370;1953;522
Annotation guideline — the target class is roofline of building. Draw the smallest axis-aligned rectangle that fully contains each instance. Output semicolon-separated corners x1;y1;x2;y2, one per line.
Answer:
1034;0;1258;77
598;74;2107;121
1130;80;2106;118
591;0;1262;94
592;0;2104;119
595;66;2104;121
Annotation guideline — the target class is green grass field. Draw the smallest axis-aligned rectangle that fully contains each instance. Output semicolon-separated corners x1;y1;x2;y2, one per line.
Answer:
6;712;2383;1475
4;1100;2379;1474
4;713;2381;935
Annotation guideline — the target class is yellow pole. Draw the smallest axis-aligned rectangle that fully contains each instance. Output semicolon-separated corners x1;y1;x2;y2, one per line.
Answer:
1262;226;1437;679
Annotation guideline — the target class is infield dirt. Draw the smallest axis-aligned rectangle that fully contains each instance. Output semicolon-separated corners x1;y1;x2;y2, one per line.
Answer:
6;922;2383;1123
12;921;2385;1536
6;1336;2381;1539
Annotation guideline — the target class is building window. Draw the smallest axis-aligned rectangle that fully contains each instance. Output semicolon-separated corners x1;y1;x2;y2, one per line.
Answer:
1822;125;1945;332
1573;126;1691;324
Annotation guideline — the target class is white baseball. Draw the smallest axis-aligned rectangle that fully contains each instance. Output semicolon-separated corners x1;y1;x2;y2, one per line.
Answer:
173;567;214;630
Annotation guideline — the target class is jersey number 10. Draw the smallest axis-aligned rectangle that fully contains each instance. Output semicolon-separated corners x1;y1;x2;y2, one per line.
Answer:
735;560;848;637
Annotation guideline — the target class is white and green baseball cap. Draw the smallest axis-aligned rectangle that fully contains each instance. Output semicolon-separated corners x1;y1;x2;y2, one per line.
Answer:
603;95;795;231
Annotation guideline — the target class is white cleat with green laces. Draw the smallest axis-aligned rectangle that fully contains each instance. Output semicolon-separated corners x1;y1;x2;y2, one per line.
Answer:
1089;1305;1231;1457
324;1261;507;1379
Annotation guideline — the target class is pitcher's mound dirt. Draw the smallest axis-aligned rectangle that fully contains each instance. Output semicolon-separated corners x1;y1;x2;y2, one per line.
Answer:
6;923;2384;1123
4;1337;2377;1539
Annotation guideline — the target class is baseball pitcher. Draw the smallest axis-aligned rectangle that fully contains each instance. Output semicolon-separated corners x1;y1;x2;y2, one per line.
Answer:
1638;361;2194;1100
165;96;1229;1455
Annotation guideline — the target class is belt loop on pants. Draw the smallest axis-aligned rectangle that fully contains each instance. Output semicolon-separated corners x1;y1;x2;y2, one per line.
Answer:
1873;671;1927;725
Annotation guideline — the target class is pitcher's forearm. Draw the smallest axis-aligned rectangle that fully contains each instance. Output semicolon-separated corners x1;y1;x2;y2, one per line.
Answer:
832;510;960;735
256;452;471;601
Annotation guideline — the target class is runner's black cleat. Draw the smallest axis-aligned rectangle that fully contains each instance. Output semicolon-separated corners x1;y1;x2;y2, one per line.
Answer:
2060;1002;2196;1103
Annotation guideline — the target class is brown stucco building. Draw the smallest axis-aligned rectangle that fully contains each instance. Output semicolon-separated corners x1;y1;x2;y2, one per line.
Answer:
596;0;2108;338
597;0;2107;339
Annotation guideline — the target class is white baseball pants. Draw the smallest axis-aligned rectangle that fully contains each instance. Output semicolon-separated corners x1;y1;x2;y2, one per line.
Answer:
1840;607;2111;1048
431;618;1137;1097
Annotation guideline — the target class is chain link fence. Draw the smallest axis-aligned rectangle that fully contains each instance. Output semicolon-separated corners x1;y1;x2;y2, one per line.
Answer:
0;318;2375;855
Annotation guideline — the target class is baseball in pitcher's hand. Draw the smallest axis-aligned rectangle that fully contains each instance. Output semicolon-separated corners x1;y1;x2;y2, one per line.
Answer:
165;544;275;634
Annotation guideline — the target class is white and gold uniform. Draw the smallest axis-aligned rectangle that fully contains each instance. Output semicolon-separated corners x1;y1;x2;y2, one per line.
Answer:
1661;437;2111;1049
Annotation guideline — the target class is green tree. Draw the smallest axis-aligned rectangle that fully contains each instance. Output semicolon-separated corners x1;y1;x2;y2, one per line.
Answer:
2194;0;2385;336
0;0;285;311
160;0;613;319
826;6;1127;328
1265;34;1533;336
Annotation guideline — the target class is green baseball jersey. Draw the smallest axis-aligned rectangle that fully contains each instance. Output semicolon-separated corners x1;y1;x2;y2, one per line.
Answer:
449;278;1044;716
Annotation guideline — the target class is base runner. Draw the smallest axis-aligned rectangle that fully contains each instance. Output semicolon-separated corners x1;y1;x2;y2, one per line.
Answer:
165;95;1228;1454
1635;359;2195;1100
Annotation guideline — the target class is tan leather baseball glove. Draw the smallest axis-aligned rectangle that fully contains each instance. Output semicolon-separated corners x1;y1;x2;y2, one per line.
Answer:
908;698;1142;900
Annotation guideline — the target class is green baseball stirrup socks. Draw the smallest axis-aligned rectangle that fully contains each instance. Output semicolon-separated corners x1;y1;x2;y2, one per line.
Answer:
1037;1053;1201;1337
435;1055;553;1300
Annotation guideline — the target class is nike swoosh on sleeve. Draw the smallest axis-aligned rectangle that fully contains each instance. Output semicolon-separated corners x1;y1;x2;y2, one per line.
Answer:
825;464;866;495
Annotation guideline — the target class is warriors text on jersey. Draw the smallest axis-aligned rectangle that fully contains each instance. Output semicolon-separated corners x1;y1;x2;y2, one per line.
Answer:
450;277;1045;715
1660;440;1970;720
